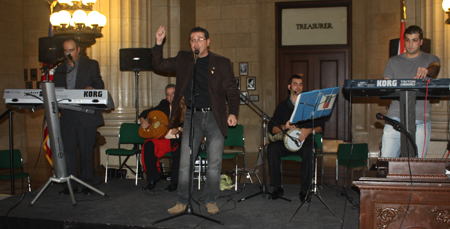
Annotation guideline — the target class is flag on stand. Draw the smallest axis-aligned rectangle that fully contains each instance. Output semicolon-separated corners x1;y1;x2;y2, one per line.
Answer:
41;68;56;166
398;19;405;55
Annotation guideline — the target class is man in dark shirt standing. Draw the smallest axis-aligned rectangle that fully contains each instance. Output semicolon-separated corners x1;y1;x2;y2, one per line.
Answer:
53;37;104;195
151;26;240;215
267;75;324;201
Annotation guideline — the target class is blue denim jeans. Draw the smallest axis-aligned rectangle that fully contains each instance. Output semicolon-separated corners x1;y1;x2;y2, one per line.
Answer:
381;117;431;158
177;109;225;205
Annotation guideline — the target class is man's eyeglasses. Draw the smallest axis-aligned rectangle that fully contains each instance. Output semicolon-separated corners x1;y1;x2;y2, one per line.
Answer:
190;38;206;43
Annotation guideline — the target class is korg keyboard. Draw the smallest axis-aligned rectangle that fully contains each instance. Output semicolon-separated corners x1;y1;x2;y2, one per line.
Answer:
343;78;450;99
4;88;114;110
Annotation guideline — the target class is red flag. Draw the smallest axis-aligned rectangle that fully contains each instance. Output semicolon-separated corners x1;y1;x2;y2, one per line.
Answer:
43;118;53;166
398;19;405;55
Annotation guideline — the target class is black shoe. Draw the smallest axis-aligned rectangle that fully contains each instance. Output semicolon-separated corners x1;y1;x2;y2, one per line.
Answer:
144;179;160;191
82;188;94;195
270;186;284;200
59;188;78;195
165;183;177;192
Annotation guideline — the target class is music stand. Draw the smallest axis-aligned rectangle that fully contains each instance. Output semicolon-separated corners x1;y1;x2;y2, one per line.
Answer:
287;87;342;223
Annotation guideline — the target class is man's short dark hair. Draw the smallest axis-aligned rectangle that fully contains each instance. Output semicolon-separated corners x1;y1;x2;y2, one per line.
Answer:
63;37;80;48
165;84;176;91
190;27;209;39
288;74;303;84
404;25;423;40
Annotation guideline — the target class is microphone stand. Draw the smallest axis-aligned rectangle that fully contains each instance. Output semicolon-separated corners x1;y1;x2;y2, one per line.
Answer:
238;92;296;202
152;50;223;225
380;118;418;157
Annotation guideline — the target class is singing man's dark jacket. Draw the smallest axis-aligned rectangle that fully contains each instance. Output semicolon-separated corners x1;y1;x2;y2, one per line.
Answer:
151;45;240;137
53;56;105;127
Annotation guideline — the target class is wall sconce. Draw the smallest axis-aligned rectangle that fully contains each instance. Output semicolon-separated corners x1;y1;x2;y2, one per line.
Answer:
443;0;450;24
49;0;107;56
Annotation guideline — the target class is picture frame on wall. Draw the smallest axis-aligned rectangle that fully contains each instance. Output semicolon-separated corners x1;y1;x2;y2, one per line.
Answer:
240;91;248;105
30;69;38;81
246;77;256;90
239;62;248;76
236;77;241;90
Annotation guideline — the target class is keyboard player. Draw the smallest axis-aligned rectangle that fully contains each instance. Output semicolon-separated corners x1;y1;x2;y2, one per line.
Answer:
53;37;105;195
381;25;440;158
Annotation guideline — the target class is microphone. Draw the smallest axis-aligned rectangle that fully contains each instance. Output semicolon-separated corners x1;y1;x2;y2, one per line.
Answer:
290;88;299;95
376;113;401;126
66;52;75;65
194;49;199;63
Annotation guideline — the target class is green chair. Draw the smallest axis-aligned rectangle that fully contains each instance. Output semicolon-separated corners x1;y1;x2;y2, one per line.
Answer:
198;124;245;191
0;149;31;193
280;133;323;185
105;123;146;185
335;143;369;183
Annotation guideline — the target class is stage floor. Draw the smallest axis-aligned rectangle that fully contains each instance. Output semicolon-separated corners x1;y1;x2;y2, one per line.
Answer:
0;178;359;228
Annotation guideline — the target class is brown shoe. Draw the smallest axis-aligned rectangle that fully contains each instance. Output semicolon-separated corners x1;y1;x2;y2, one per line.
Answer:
167;203;186;214
206;203;219;214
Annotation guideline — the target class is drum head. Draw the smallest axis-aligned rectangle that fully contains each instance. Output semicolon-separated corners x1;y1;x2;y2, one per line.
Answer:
284;129;303;152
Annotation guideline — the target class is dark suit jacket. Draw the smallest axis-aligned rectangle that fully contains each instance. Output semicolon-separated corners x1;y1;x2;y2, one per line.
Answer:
152;46;239;137
53;56;105;127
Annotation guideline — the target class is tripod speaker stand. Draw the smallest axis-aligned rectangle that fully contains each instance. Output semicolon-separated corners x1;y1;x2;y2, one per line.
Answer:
119;48;153;181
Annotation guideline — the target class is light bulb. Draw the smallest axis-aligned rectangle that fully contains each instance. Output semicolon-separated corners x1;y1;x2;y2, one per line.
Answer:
58;10;71;25
82;0;97;5
50;12;61;26
72;10;88;24
87;11;101;26
98;14;107;27
443;0;450;12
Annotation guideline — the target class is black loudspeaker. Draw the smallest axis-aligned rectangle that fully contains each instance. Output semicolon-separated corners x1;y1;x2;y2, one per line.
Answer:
389;38;431;57
119;48;152;71
38;37;66;63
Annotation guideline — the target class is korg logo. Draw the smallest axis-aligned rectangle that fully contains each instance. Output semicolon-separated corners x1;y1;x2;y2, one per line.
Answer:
84;91;103;97
376;80;397;87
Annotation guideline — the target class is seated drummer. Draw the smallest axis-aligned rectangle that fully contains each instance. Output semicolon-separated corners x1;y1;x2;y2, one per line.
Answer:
267;75;324;201
139;84;184;192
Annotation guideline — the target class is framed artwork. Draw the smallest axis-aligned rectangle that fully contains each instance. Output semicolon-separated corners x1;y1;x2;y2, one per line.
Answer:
30;69;38;81
236;77;241;90
24;69;28;81
239;62;248;76
240;91;249;105
246;77;256;90
25;81;33;89
249;94;259;102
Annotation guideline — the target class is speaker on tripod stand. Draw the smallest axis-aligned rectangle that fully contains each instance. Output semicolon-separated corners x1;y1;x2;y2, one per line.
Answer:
119;48;152;122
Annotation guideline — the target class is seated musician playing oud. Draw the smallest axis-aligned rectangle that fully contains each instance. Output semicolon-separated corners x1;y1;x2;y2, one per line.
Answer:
267;75;324;201
139;84;184;192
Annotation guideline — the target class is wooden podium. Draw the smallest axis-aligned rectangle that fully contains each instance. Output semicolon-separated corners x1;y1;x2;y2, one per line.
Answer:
354;158;450;229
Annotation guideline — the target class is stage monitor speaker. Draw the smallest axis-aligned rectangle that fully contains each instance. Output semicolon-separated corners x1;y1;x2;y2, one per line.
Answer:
39;37;66;63
120;48;152;71
389;38;431;58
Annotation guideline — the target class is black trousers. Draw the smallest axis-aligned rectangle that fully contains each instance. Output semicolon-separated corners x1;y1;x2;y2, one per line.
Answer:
60;119;97;189
142;138;181;184
267;141;313;194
